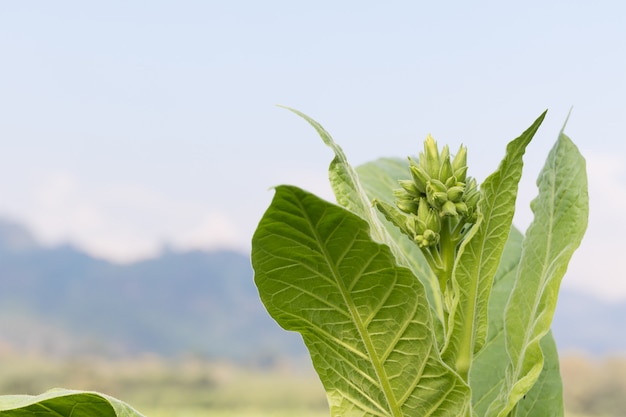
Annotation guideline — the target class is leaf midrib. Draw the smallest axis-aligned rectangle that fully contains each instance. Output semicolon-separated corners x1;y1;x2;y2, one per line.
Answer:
505;144;575;417
297;196;404;417
513;153;557;382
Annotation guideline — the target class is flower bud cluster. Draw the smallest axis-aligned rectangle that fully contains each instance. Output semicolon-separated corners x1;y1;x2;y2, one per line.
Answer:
391;135;479;248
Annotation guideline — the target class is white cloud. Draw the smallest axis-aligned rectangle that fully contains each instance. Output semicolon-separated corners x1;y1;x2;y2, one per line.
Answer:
14;171;248;263
173;212;244;252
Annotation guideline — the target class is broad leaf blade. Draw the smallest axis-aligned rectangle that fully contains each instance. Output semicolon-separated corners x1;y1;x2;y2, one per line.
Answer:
0;389;145;416
443;112;545;376
252;185;469;417
488;131;588;417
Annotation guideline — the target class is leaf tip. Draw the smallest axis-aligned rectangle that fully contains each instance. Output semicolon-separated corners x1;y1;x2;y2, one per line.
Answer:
560;107;574;135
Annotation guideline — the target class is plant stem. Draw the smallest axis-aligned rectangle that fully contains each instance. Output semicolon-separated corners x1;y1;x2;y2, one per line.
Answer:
437;217;457;296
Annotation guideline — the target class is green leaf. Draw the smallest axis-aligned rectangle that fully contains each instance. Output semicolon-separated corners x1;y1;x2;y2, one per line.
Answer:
470;228;564;417
0;389;145;416
487;131;588;417
356;158;443;323
442;112;546;378
470;227;524;416
514;332;564;417
252;185;469;417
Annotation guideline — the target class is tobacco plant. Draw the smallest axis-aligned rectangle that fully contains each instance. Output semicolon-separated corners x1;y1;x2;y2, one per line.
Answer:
0;109;588;417
251;109;588;417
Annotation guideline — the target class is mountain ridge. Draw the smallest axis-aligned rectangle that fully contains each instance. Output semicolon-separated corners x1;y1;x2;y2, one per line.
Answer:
0;219;623;359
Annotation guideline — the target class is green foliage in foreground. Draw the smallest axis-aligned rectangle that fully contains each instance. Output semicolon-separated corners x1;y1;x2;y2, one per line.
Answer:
251;109;588;417
0;389;144;416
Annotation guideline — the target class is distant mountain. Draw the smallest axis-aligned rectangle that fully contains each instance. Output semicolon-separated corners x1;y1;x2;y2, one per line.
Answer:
0;219;305;361
0;219;624;359
553;288;626;355
0;220;38;251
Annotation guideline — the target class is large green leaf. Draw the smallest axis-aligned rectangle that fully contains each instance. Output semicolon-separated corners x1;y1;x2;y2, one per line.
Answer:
470;228;564;417
442;112;545;378
252;185;469;417
0;389;145;416
487;131;588;417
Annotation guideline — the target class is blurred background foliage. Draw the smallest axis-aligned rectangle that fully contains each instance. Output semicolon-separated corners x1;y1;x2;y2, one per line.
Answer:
0;348;625;417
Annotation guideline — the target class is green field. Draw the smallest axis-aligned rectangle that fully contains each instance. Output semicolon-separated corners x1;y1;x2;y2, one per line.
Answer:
0;351;328;416
141;408;327;417
0;350;624;416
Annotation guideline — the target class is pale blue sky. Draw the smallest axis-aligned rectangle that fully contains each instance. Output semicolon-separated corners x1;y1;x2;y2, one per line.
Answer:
1;2;625;299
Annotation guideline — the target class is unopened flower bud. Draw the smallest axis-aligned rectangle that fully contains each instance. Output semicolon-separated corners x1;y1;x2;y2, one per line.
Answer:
424;207;441;233
416;197;430;223
465;191;479;209
415;229;440;248
417;198;440;233
422;135;441;179
397;198;418;214
462;178;480;223
464;178;480;209
445;176;458;189
438;146;453;181
441;200;458;217
426;179;448;208
409;162;429;194
455;201;468;215
452;145;468;178
427;179;447;194
389;136;479;253
405;216;417;235
447;186;465;203
399;179;420;196
374;199;414;239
